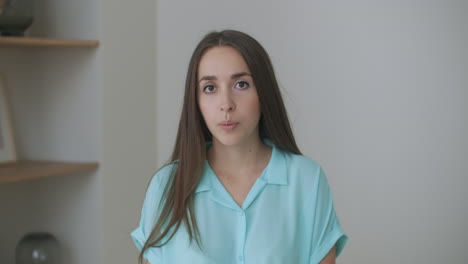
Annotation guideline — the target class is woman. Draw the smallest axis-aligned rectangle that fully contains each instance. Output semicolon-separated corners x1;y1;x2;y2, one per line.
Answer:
131;30;348;264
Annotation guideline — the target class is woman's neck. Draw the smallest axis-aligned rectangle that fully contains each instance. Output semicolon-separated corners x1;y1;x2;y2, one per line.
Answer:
207;137;272;180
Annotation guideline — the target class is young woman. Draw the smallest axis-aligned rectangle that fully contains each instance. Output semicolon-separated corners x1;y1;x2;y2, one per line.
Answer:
131;30;348;264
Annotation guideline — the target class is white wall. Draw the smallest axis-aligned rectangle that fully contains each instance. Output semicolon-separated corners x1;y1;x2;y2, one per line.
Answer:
154;0;468;263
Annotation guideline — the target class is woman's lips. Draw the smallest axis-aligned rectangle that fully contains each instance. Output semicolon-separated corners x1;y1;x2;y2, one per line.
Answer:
218;122;239;131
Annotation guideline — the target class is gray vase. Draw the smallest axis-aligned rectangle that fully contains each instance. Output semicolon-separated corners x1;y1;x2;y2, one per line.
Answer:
0;0;34;36
16;232;61;264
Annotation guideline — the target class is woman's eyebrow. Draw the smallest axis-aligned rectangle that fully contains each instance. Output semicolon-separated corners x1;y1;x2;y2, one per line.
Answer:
198;72;251;84
231;72;251;79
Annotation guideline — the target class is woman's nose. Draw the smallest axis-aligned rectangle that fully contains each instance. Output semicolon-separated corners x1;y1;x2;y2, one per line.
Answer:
220;90;236;112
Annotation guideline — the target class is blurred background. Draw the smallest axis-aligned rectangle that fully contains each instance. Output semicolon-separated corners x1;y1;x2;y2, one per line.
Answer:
0;0;466;263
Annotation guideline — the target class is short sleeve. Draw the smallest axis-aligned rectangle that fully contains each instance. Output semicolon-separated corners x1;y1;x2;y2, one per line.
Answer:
131;164;175;263
309;166;348;264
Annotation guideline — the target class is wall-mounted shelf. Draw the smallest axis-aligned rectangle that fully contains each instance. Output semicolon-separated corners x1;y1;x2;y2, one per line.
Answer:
0;36;99;48
0;160;99;184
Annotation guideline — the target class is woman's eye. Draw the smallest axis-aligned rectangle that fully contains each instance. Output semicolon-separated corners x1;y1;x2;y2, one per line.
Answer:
203;85;215;93
235;81;249;89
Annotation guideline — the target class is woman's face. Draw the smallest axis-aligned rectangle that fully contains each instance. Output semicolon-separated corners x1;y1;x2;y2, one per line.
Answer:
197;46;261;147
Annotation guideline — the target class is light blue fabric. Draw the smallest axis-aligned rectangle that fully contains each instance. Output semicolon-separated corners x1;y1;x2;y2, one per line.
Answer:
131;139;348;264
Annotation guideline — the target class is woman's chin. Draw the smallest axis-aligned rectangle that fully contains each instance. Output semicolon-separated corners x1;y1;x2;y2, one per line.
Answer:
212;134;259;148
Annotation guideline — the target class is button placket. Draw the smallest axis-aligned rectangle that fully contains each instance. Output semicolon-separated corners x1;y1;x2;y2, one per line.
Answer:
238;209;246;263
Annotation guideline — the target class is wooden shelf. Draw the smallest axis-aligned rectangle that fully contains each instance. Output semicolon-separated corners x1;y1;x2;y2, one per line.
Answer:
0;160;99;184
0;36;99;48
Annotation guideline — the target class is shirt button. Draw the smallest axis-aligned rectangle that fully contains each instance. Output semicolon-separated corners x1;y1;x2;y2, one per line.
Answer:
239;211;245;216
238;255;244;262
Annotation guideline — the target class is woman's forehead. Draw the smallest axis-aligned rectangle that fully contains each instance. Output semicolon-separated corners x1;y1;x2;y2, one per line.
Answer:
198;46;251;79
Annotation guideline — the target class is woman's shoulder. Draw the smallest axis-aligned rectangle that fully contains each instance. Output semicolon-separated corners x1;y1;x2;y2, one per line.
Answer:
282;149;322;173
268;139;322;174
279;151;332;203
155;162;178;179
140;163;178;220
147;162;178;193
277;149;327;188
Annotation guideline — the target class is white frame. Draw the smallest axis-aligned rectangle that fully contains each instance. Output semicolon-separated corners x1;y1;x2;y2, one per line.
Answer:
0;72;17;164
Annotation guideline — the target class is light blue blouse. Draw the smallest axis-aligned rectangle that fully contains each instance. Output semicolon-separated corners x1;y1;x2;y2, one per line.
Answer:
131;139;348;264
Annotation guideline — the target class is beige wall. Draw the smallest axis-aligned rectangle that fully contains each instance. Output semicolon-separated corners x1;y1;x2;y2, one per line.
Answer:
99;0;157;263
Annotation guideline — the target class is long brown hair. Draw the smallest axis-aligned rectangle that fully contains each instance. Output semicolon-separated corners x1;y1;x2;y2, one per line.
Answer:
138;29;301;263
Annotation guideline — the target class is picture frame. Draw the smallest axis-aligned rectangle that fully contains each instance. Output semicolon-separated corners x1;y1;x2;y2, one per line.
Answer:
0;72;17;165
0;0;4;16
